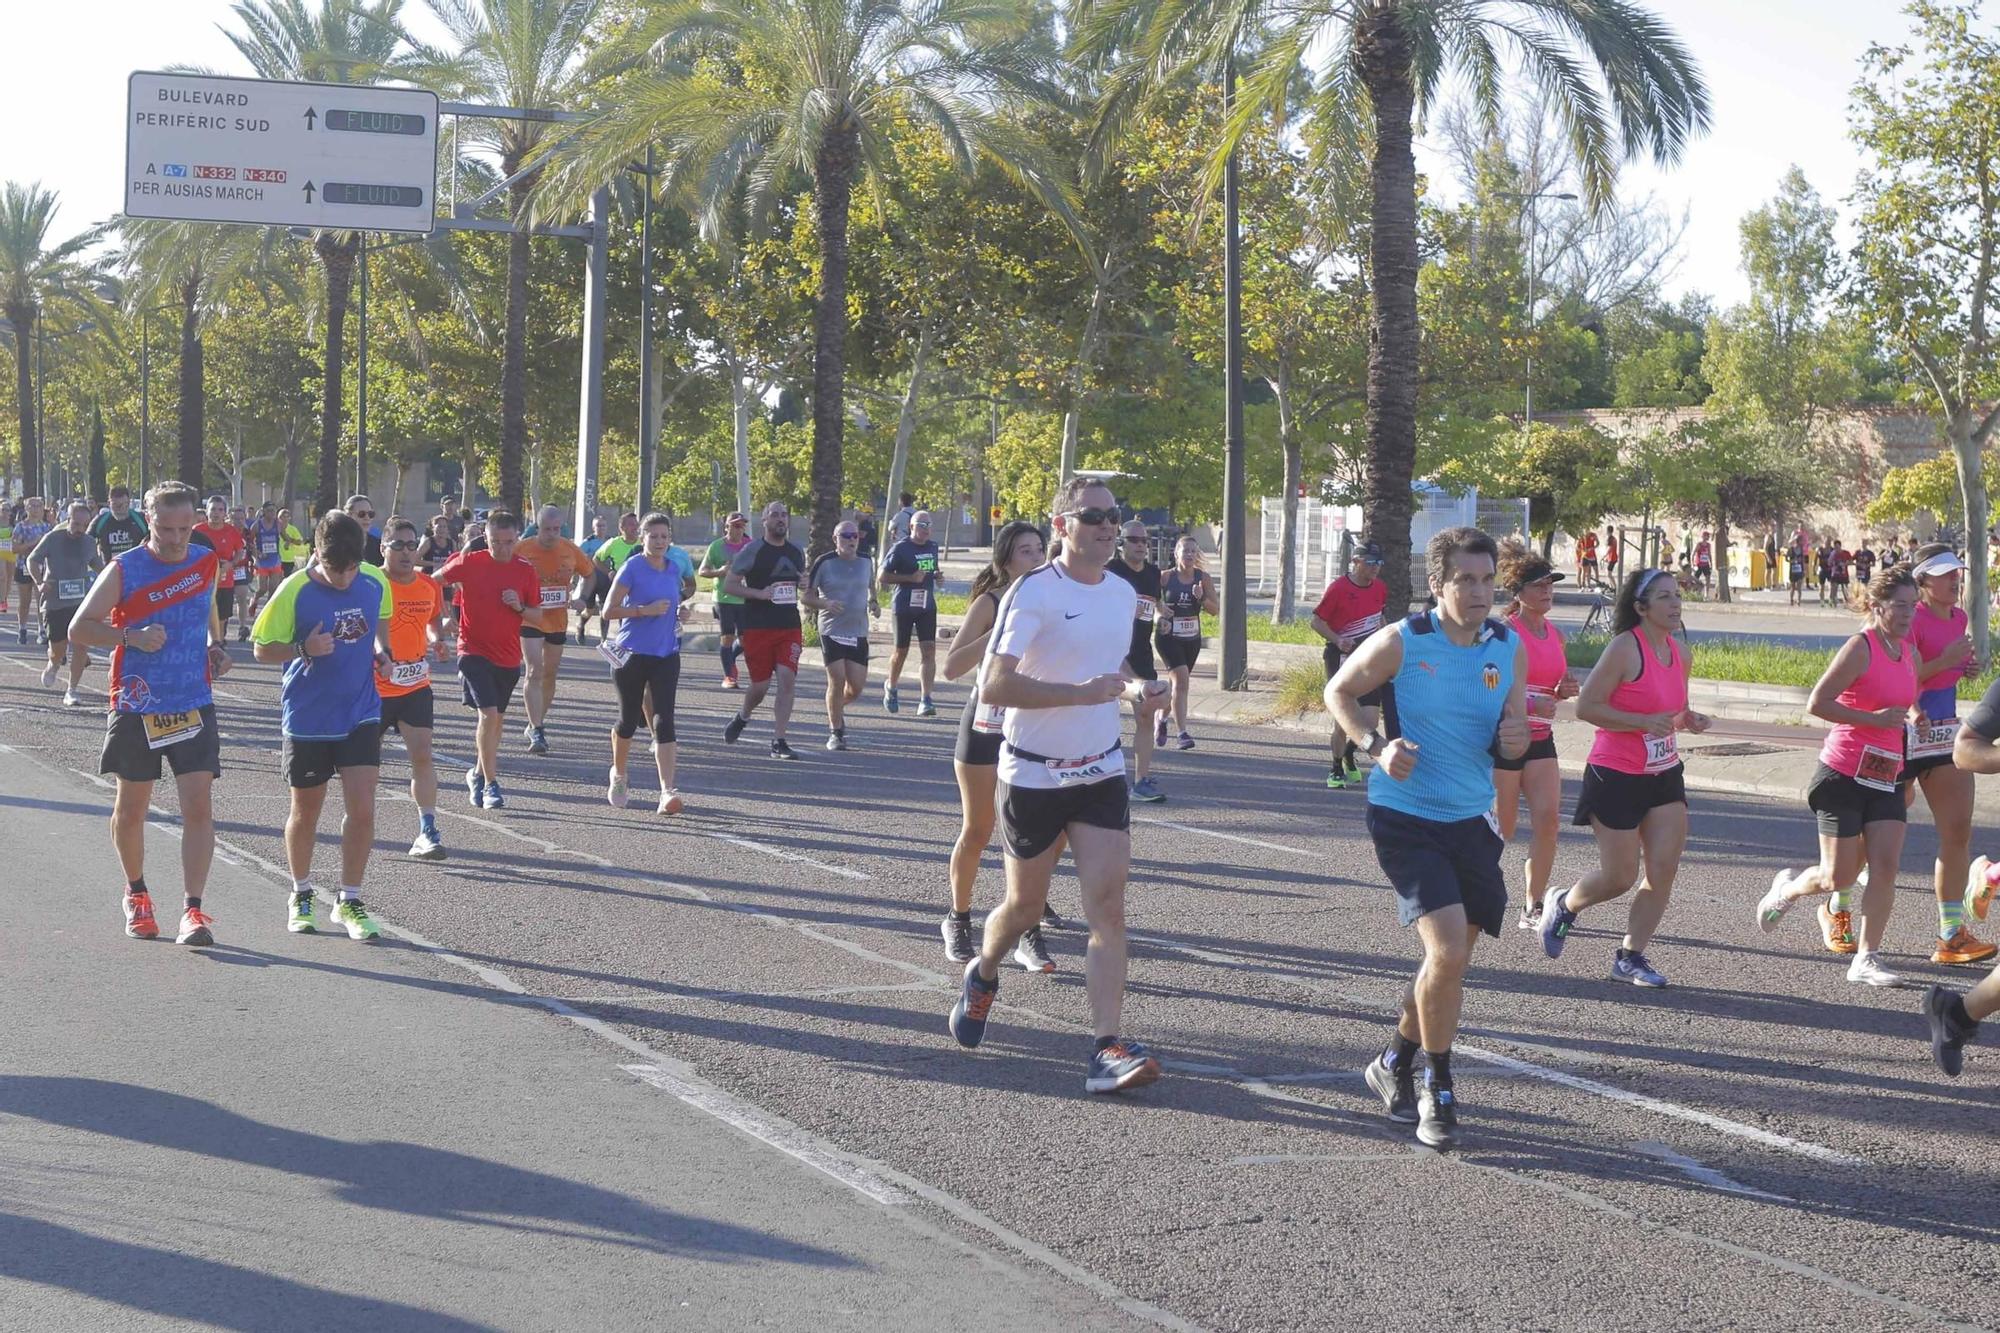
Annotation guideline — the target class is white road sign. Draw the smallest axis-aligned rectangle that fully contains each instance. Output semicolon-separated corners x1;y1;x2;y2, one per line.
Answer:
125;71;439;234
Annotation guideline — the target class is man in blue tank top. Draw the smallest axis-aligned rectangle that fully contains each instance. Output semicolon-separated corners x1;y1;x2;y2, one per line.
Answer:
68;481;236;948
1327;525;1528;1151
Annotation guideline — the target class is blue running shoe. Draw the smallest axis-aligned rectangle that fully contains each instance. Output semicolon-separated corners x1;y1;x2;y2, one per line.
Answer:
884;685;901;714
465;766;485;808
1086;1038;1162;1094
1540;887;1577;959
482;780;506;810
948;960;997;1048
1612;948;1667;987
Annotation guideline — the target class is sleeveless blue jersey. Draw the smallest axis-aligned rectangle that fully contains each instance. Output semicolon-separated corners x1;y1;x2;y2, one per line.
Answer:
1366;612;1514;822
109;544;220;714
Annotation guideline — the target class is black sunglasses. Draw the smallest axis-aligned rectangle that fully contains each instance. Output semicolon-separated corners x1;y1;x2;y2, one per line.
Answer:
385;538;421;551
1065;507;1119;527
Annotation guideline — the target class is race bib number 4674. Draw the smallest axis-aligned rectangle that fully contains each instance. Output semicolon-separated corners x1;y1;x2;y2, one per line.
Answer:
142;710;204;751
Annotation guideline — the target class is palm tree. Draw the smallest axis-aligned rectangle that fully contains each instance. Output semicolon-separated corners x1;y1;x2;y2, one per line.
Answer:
1073;0;1709;609
221;0;413;515
543;0;1076;555
417;0;601;514
0;183;100;495
115;220;285;489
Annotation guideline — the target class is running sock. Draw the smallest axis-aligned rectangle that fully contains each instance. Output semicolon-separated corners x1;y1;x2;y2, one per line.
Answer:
1425;1049;1453;1090
952;910;971;924
338;886;361;903
419;807;437;829
1944;992;1980;1037
127;877;148;897
1941;900;1966;940
1830;887;1853;914
1383;1035;1421;1073
184;897;202;912
292;878;314;896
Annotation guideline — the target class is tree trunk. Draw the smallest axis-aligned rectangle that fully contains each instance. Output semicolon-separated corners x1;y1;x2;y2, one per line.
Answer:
808;120;860;560
315;231;357;518
1951;410;1992;656
282;422;303;513
1059;259;1110;486
500;169;532;515
1273;363;1301;623
731;367;754;517
177;288;205;489
4;302;33;493
1716;509;1732;604
460;436;478;508
89;403;107;501
883;323;933;522
389;458;407;518
1357;10;1421;615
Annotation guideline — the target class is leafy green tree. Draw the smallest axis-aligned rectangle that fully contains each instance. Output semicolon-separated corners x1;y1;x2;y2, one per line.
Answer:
1436;421;1619;554
0;182;102;493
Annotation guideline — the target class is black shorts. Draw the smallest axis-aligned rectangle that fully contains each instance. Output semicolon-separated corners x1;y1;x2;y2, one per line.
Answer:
1807;762;1905;838
954;694;1002;767
458;654;521;713
1492;733;1559;772
45;605;77;644
716;602;744;636
1572;763;1687;831
1125;628;1157;681
12;565;31;586
585;567;612;606
999;773;1130;859
1322;644;1385;707
101;704;224;784
519;626;569;647
1156;633;1201;672
894;606;938;648
379;686;436;734
821;634;869;666
283;722;383;788
214;584;235;618
1365;803;1506;937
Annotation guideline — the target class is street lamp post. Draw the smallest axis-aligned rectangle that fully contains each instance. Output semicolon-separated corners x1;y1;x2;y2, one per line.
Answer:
1500;189;1578;445
637;148;657;515
1219;58;1248;692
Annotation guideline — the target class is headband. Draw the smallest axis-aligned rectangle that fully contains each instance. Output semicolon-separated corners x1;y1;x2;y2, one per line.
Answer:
1636;568;1673;600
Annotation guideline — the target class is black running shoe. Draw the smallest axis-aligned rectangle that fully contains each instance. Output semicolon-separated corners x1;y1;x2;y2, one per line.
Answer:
1364;1056;1418;1124
948;960;997;1048
1417;1078;1459;1149
941;914;975;964
1926;984;1979;1077
770;739;797;760
1040;902;1067;930
723;714;747;744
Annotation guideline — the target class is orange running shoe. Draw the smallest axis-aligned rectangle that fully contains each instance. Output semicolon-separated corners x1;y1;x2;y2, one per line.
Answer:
123;890;158;939
1933;926;1999;966
1968;855;1996;922
1817;903;1858;955
175;907;216;947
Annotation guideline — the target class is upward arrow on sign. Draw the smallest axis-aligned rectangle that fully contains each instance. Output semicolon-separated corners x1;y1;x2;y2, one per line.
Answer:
302;181;316;203
303;107;316;130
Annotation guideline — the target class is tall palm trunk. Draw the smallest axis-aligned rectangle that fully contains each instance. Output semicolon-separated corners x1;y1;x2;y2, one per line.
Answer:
7;303;37;494
1273;361;1301;623
89;404;107;501
809;120;860;560
1357;8;1420;615
315;231;358;516
177;280;205;488
501;167;531;515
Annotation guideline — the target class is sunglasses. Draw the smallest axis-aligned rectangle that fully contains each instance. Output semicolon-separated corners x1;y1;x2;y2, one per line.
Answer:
386;538;421;552
836;531;860;540
352;510;375;518
1065;507;1119;527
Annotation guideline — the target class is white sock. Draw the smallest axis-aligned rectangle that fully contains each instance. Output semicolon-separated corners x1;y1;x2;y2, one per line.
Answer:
338;885;362;903
291;878;314;897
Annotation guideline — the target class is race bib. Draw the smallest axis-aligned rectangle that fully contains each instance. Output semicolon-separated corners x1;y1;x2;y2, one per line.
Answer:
770;582;799;606
1856;743;1904;792
1135;600;1156;623
1171;616;1199;639
56;578;87;601
142;710;204;751
1643;733;1679;774
908;587;930;611
1044;746;1124;786
595;639;632;670
388;659;430;689
973;702;1006;734
538;584;570;608
1526;685;1556;736
1906;718;1958;761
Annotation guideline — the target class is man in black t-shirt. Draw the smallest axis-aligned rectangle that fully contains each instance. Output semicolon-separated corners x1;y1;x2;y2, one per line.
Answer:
721;501;827;759
880;510;942;715
1105;519;1165;802
89;485;149;564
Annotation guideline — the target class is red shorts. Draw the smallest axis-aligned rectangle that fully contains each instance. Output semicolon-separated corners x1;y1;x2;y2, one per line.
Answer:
738;627;803;683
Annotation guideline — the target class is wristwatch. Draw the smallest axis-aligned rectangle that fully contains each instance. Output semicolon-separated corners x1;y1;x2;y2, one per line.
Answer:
1364;729;1387;757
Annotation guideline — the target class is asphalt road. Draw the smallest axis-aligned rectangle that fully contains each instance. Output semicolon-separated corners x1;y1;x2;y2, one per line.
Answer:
0;630;1994;1331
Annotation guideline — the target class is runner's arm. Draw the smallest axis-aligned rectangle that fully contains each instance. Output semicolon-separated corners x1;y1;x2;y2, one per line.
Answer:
980;651;1121;709
1308;611;1337;644
1495;638;1531;761
1573;634;1670;733
1953;680;2000;773
65;564;126;650
1326;626;1400;741
1807;636;1901;729
1198;576;1219;615
942;594;997;680
600;568;644;619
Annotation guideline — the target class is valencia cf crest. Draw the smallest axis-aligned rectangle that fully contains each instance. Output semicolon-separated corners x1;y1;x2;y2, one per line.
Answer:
1482;662;1499;690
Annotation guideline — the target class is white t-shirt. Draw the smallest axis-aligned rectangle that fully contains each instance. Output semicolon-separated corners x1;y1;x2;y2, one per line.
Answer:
985;559;1136;790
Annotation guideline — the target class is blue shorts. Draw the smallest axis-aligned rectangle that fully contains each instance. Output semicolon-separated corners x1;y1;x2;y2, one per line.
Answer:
1365;803;1507;937
457;654;521;714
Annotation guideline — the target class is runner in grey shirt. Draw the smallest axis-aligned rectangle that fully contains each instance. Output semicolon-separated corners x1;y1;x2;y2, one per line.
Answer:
809;523;881;749
26;500;104;706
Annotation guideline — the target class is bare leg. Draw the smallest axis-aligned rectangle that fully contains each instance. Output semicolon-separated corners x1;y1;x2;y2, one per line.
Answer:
1070;823;1134;1039
337;766;377;887
1775;832;1865;901
1493;766;1524;841
285;782;331;881
610;730;631;776
1623;800;1688;952
111;779;156;882
475;707;503;782
1565;822;1642;912
535;644;565;724
1523;758;1562;906
1130;694;1153;782
1399;909;1478;1053
771;665;796;739
652;740;678;792
520;636;549;729
174;772;217;900
949;761;998;914
66;638;87;690
403;726;438;811
1856;818;1910;953
979;840;1058;979
917;641;937;698
886;639;908;691
1963;967;2000;1022
1921;766;1974;923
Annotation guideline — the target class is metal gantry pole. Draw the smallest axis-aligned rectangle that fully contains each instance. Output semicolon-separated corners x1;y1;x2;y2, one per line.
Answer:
637;148;656;515
573;187;609;540
1218;59;1248;692
140;308;150;492
358;238;369;495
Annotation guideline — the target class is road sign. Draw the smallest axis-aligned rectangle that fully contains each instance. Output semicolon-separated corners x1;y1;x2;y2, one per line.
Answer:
125;71;439;234
990;506;1003;522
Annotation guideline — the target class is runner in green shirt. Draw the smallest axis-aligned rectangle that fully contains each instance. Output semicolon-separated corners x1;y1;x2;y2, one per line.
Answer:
697;511;752;688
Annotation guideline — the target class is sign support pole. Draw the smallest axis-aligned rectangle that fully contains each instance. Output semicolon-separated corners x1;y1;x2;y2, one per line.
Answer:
573;187;609;541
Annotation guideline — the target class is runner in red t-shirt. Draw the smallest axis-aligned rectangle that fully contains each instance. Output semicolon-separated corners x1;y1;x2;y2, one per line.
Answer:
194;497;246;642
1310;540;1393;789
436;509;540;810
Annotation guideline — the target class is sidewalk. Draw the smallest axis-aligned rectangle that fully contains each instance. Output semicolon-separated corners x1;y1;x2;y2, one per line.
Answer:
0;757;1136;1331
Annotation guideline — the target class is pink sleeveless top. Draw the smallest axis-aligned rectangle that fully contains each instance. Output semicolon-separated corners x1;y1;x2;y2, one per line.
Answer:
1511;612;1568;740
1586;629;1688;775
1818;628;1916;786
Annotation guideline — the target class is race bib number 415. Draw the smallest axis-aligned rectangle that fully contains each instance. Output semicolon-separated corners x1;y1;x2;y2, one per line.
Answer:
770;583;799;606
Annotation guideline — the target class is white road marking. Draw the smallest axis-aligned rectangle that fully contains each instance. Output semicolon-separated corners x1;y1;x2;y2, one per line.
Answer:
1229;1151;1419;1166
1133;814;1314;858
1632;1141;1796;1202
707;830;872;880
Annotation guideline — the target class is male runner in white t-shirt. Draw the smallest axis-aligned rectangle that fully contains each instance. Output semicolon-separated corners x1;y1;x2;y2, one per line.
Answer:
946;477;1171;1093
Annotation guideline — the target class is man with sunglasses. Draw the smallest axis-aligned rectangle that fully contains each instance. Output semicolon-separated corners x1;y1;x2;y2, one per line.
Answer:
346;495;385;567
699;512;753;688
947;478;1170;1095
1105;519;1166;802
809;520;882;749
880;509;942;716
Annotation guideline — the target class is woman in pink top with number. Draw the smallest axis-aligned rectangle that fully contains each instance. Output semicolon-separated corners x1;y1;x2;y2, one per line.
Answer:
1758;564;1918;988
1493;539;1577;931
1539;568;1712;989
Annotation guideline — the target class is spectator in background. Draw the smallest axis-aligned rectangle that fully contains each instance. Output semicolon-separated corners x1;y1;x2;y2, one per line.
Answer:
887;492;917;551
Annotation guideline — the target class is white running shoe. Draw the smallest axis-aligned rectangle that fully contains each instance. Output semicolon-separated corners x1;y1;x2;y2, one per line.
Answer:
39;661;57;688
1757;870;1795;933
62;688;84;708
1846;951;1903;988
607;769;629;808
657;789;685;816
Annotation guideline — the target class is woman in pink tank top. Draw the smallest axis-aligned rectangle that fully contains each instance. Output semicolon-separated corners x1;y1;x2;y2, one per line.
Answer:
1493;539;1576;931
1539;568;1712;988
1759;565;1919;987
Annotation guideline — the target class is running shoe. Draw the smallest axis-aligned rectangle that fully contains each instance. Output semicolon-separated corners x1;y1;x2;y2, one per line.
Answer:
465;766;485;808
1818;902;1858;955
657;790;686;816
525;725;550;756
917;697;937;718
39;661;56;687
1041;902;1067;930
1846;951;1903;988
1416;1078;1458;1149
1013;925;1056;973
123;890;159;940
287;891;316;934
331;899;379;941
175;907;215;947
1131;776;1166;803
1154;713;1169;747
884;685;901;714
1539;888;1577;959
62;688;83;708
948;959;997;1048
409;828;447;861
1326;767;1346;790
481;781;506;811
1969;855;1996;922
1176;730;1195;751
1932;926;1998;966
1612;948;1668;987
941;914;976;964
607;769;629;809
723;714;747;744
1344;755;1363;780
1924;985;1978;1077
1085;1038;1162;1094
826;730;848;751
722;671;740;690
770;739;797;760
237;624;249;643
1516;902;1543;932
1364;1055;1418;1124
1757;870;1796;932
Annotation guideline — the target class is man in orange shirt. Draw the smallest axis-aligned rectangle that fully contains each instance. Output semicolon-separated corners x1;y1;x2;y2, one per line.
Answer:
518;503;597;755
375;516;451;859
